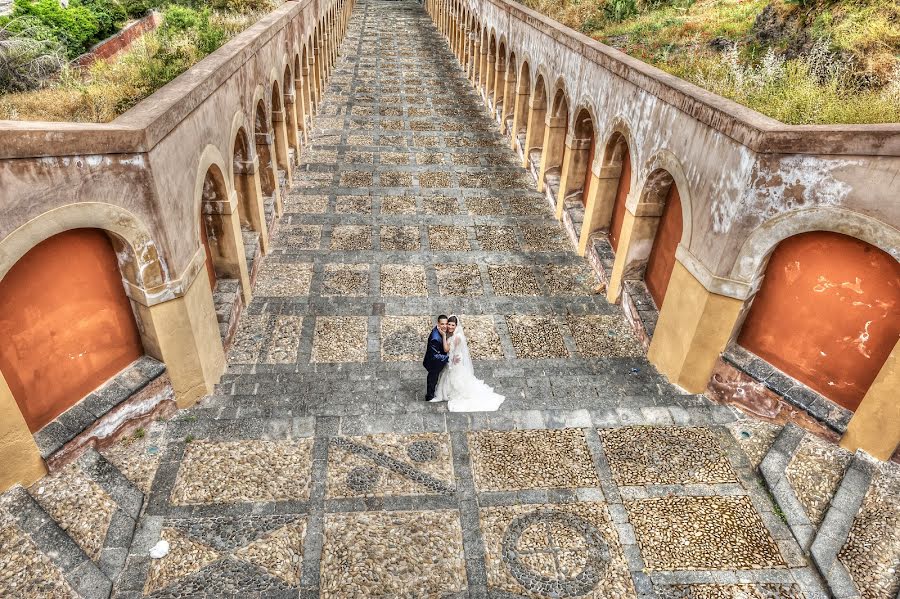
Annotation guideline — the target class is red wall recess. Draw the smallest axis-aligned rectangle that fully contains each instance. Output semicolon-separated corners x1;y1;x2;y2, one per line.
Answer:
0;229;144;432
645;184;683;309
738;232;900;411
608;148;631;251
582;133;596;207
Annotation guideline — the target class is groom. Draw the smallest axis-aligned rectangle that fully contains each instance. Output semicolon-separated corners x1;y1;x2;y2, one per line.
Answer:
422;314;449;402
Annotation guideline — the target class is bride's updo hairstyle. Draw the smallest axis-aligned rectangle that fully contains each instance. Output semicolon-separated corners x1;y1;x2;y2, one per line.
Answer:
447;316;458;324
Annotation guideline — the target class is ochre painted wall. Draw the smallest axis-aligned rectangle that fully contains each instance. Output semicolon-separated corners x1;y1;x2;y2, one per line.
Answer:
645;185;683;308
0;229;143;432
738;232;900;411
608;149;631;251
582;133;595;207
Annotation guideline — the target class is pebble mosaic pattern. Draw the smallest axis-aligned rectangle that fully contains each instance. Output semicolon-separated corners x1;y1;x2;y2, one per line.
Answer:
659;583;805;598
785;434;852;526
312;316;368;362
628;496;786;570
568;314;644;358
469;429;600;491
601;426;738;485
0;513;77;598
727;420;781;470
506;315;569;359
380;315;433;361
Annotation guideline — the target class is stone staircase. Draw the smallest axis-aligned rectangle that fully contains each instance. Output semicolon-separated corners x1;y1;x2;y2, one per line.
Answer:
729;420;900;598
212;278;242;347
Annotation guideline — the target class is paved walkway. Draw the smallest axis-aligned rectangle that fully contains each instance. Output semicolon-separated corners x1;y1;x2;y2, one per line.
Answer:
1;1;831;597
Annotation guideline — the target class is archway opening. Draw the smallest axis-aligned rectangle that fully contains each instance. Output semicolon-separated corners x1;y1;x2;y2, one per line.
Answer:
573;109;595;207
643;172;683;308
0;229;144;432
255;99;279;218
605;134;631;251
525;74;548;167
737;231;900;411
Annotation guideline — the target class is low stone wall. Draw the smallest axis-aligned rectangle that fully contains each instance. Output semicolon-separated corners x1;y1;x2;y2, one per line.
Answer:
74;11;163;68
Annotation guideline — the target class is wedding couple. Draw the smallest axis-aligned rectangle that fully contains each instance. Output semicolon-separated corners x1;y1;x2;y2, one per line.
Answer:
422;314;505;411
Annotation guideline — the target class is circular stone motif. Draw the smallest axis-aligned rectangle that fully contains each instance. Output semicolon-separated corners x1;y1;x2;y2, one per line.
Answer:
346;466;380;492
406;440;439;463
501;509;610;597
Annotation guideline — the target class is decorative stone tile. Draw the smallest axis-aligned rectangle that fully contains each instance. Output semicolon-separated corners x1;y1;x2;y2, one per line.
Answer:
657;583;805;598
334;195;372;214
418;171;451;188
232;520;306;586
466;196;504;215
380;195;417;214
379;225;420;251
469;429;600;491
508;197;548;216
785;434;853;526
727;420;781;470
380;264;427;296
480;502;636;598
339;171;373;187
452;152;481;166
458;314;504;360
627;496;786;570
505;315;569;359
428;225;470;251
330;225;372;251
312;316;368;363
567;315;644;358
102;424;167;495
488;265;540;296
276;224;322;250
476;225;519;252
0;519;78;598
255;262;313;297
838;466;900;598
601;426;738;486
320;510;466;598
521;224;570;252
145;527;220;594
345;151;373;164
170;439;313;504
380;171;413;187
302;149;339;164
30;463;116;560
262;315;303;364
436;263;483;296
229;314;268;364
381;316;432;362
326;433;454;497
543;264;598;295
380;152;408;165
416;151;444;165
322;263;370;296
347;134;374;146
423;195;459;214
284;194;329;214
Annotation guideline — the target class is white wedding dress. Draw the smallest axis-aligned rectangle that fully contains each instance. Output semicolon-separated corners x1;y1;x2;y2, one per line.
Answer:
434;319;505;412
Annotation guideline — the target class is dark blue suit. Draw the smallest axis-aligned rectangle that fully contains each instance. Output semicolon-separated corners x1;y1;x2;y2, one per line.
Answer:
422;327;449;400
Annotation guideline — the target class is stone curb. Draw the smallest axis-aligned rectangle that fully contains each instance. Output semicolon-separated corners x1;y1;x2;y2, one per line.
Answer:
809;449;879;599
4;486;113;599
759;422;817;550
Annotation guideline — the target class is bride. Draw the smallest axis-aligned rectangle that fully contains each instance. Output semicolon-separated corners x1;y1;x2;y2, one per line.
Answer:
434;316;505;412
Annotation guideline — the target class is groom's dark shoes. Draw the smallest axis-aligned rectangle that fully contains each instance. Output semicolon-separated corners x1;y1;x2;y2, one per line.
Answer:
422;326;449;401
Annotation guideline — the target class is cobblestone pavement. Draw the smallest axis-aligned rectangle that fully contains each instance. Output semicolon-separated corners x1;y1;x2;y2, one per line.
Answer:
0;1;836;598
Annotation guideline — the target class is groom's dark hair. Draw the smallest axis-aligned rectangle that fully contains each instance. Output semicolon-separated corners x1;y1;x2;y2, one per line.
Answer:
447;316;458;324
437;314;448;322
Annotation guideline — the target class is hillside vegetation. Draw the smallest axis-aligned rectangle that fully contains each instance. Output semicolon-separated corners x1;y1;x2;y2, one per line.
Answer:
521;0;899;124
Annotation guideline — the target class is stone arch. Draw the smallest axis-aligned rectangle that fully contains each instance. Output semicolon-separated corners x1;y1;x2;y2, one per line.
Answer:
523;72;549;166
633;149;693;247
560;106;597;209
731;207;900;286
539;82;570;195
589;118;637;252
254;97;279;199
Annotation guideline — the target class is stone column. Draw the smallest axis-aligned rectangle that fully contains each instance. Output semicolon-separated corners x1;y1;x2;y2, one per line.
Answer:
479;43;489;93
522;95;546;169
303;64;315;118
555;135;591;218
0;374;47;491
646;259;744;393
509;83;529;150
604;199;665;303
578;164;619;255
841;339;900;460
131;254;226;409
470;37;481;85
492;57;505;117
233;157;270;254
204;190;252;303
255;130;283;217
271;108;293;189
484;52;496;107
294;76;309;145
500;69;516;133
283;91;302;165
537;114;566;193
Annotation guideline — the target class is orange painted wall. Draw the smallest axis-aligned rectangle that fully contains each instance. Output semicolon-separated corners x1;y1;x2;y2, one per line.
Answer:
0;229;144;432
645;184;683;309
582;133;595;207
738;232;900;411
608;149;631;251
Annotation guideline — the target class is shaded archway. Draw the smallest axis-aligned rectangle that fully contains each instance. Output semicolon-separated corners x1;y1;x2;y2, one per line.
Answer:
294;54;308;144
254;99;281;218
270;79;293;187
604;132;632;251
523;73;547;170
493;42;507;118
642;171;683;309
485;33;497;105
737;232;900;412
0;229;144;431
232;126;269;255
555;107;595;225
539;85;569;194
501;51;517;134
283;64;301;160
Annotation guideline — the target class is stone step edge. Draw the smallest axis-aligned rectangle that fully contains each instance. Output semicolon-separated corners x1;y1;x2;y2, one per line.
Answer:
4;485;113;599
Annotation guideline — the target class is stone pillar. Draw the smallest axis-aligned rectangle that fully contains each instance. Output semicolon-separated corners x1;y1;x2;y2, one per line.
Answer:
500;69;516;133
0;373;47;491
605;200;665;303
255;130;283;217
509;84;529;150
479;44;489;93
132;255;226;409
271;108;293;189
537;115;566;193
492;58;506;116
484;52;496;107
283;92;301;165
204;190;252;304
522;95;546;169
295;77;309;145
470;38;481;85
234;157;270;254
840;339;900;460
647;260;744;393
578;164;622;255
555;135;591;218
303;65;315;118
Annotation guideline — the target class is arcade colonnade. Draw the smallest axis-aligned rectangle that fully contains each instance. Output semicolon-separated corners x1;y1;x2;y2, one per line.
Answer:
0;0;355;491
426;0;900;461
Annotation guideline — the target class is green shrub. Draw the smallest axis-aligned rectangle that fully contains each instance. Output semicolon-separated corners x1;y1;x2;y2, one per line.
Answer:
8;0;101;57
80;0;127;40
161;5;200;32
121;0;157;18
603;0;638;23
0;21;66;92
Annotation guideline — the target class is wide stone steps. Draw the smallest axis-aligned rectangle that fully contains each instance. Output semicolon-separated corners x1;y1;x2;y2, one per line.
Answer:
1;449;146;597
756;422;900;597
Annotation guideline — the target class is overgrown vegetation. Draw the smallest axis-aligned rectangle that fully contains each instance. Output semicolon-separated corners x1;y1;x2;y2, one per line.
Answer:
0;0;277;121
521;0;900;124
